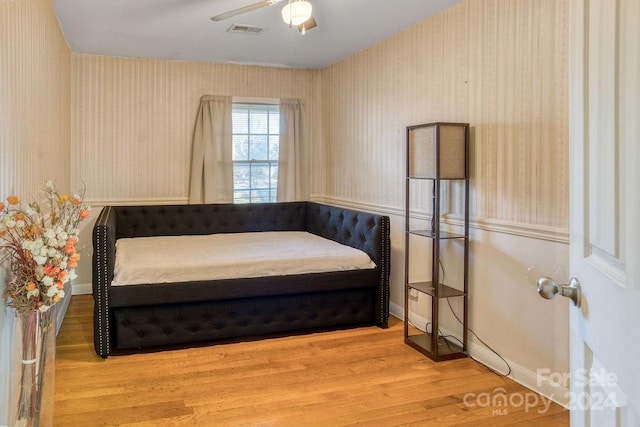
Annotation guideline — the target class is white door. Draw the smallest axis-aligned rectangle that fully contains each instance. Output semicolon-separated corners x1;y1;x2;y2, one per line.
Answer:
568;0;640;425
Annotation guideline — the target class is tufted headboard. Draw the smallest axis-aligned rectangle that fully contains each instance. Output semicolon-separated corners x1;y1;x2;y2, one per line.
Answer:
305;203;388;271
113;202;308;238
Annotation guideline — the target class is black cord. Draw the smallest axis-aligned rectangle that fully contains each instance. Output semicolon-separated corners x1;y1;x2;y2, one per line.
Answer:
437;259;510;376
445;297;512;377
413;263;510;376
423;322;456;353
431;180;436;232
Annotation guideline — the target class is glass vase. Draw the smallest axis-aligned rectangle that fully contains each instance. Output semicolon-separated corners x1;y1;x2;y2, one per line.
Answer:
9;308;56;427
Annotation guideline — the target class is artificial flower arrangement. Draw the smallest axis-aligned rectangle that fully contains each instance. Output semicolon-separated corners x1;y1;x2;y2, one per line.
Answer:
1;180;89;314
0;180;89;426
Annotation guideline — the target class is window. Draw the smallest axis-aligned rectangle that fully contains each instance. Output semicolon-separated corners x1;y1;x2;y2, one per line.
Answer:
232;103;280;203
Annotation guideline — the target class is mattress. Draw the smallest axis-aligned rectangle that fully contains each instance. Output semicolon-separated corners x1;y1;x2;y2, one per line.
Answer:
112;231;376;286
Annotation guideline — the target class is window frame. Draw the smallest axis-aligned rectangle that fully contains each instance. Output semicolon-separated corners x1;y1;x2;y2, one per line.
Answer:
231;100;280;204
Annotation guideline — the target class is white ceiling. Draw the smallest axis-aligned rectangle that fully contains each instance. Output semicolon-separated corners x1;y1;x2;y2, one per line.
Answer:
52;0;462;69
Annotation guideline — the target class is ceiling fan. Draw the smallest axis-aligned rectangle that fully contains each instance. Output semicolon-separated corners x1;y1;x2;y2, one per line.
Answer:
210;0;318;34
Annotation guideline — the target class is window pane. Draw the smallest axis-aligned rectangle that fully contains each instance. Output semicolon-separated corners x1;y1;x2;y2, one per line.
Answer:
270;164;278;181
233;164;250;189
232;108;249;134
249;135;268;160
234;190;251;204
253;189;271;203
249;109;268;134
250;163;270;189
269;112;280;134
269;135;279;161
233;135;249;160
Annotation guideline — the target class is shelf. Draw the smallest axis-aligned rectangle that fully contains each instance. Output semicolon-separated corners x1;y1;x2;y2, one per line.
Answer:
409;229;466;240
407;176;466;181
405;332;466;361
407;281;465;298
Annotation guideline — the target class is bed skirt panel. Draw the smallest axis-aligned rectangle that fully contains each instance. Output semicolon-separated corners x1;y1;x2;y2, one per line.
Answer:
111;288;376;351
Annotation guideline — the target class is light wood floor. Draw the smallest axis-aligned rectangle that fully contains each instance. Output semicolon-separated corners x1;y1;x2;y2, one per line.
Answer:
54;295;568;426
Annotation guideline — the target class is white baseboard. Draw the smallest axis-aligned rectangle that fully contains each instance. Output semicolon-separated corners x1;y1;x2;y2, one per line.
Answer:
55;282;73;335
468;339;570;409
389;301;569;409
72;282;92;295
389;301;403;321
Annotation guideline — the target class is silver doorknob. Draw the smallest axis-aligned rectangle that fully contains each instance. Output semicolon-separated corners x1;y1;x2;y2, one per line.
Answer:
537;277;581;307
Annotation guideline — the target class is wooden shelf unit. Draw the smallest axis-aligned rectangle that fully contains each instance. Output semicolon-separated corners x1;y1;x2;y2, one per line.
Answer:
404;122;470;362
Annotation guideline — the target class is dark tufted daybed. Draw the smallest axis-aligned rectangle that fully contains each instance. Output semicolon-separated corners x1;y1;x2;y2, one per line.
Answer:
92;202;390;358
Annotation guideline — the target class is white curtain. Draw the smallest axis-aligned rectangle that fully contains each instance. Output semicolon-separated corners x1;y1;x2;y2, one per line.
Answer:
188;95;233;204
277;99;308;201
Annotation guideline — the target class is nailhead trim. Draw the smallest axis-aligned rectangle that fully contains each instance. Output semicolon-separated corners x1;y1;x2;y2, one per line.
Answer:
95;206;112;358
379;216;390;326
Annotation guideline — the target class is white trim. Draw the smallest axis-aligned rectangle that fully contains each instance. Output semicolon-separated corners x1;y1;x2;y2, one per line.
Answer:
85;198;189;206
310;194;400;217
469;341;570;409
310;195;569;244
72;282;92;295
389;301;403;322
446;215;569;244
232;96;279;105
55;283;73;335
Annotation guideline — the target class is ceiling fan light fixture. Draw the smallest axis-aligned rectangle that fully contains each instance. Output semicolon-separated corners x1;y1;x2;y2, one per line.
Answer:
281;0;312;26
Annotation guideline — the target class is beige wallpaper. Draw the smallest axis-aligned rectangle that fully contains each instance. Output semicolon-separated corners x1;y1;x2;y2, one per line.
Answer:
0;0;71;421
71;55;320;203
0;0;71;197
319;0;568;230
70;0;568;232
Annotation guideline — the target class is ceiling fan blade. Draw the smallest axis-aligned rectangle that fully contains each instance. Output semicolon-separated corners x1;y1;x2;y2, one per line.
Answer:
297;16;317;33
210;0;272;22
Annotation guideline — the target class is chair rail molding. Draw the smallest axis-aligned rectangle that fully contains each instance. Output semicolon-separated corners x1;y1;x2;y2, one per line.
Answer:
311;195;569;244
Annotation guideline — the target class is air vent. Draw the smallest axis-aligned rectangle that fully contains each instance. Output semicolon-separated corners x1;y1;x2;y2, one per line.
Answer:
227;24;265;35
